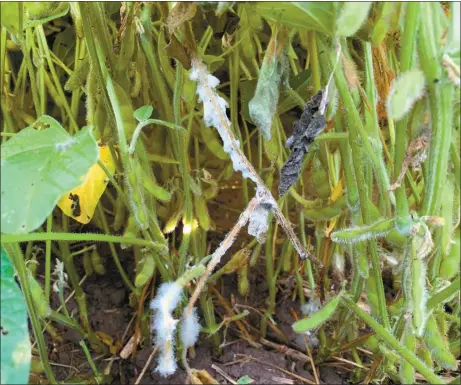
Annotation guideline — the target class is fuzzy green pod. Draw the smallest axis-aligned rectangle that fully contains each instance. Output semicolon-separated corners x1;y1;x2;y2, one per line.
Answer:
365;272;379;318
410;249;427;337
65;56;90;92
424;315;458;369
83;251;93;277
439;229;460;280
281;240;293;272
202;181;219;200
292;295;341;333
194;195;211;231
113;82;137;139
250;243;262;268
417;345;433;368
238;265;249;296
304;196;347;221
113;192;126;232
141;174;172;202
91;248;105;275
163;199;184;234
312;158;331;199
400;323;416;384
387;70;426;121
122;215;140;249
135;252;155;288
355;243;369;279
28;270;51;318
331;218;395;244
200;125;228;161
128;159;149;230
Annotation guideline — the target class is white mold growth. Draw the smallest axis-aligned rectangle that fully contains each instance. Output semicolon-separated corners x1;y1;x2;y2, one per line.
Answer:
180;307;201;348
190;62;257;183
150;281;183;376
248;188;275;243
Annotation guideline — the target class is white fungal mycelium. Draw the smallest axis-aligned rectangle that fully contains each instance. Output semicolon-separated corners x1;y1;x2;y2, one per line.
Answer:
190;62;257;183
180;307;201;349
150;281;183;376
248;187;275;243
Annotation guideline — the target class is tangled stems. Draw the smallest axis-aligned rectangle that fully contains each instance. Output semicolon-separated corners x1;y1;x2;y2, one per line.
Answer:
341;296;445;384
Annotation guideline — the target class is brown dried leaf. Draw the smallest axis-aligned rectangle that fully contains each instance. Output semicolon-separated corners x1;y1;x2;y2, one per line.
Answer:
190;369;219;384
166;2;197;35
166;34;192;69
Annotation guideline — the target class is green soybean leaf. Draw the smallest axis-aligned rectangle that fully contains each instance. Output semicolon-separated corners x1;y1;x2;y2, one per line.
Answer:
0;2;20;38
255;2;336;37
134;105;154;122
0;248;31;385
336;2;372;37
24;2;70;29
387;70;426;121
293;295;341;333
1;116;98;234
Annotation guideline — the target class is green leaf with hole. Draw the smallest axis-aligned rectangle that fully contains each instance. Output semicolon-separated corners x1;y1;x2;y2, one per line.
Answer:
292;295;341;333
336;2;372;37
255;2;336;36
387;70;426;121
134;105;154;122
0;248;31;385
1;116;98;234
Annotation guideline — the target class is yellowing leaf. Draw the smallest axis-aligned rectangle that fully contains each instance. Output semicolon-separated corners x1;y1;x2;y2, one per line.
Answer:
57;143;115;224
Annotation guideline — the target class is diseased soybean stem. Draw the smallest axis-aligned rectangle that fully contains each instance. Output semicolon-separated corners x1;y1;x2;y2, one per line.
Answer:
333;46;390;330
191;57;319;267
187;196;260;315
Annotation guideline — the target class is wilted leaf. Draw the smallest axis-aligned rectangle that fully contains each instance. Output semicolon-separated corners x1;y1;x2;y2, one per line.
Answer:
190;369;219;384
249;25;289;140
1;248;31;385
1;116;99;233
292;295;341;332
336;2;372;37
387;70;426;121
279;90;327;196
57;142;115;224
166;34;192;70
166;2;197;35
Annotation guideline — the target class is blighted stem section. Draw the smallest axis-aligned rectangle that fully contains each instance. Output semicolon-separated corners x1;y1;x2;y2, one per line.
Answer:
190;56;317;264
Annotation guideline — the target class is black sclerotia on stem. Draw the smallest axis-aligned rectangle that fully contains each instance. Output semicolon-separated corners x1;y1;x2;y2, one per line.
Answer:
279;89;327;197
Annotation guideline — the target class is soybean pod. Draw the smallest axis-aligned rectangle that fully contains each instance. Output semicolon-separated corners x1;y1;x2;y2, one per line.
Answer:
91;248;105;275
424;314;457;369
399;322;416;384
28;269;51;318
134;252;155;288
194;195;211;232
83;250;93;277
